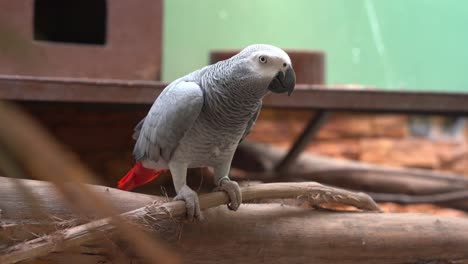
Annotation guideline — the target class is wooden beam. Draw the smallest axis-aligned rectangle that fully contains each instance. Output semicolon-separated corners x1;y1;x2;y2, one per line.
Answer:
2;75;468;115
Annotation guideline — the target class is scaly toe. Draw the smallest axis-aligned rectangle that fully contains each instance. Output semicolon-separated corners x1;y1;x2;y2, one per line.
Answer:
217;179;242;211
174;185;203;221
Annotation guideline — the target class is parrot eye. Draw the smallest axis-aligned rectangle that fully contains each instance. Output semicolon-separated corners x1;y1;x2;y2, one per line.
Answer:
258;56;268;64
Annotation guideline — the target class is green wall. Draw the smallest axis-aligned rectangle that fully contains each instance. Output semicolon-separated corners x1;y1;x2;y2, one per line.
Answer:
163;0;468;92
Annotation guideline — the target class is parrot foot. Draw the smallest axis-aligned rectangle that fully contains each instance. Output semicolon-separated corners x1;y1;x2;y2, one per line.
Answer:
215;178;242;211
174;185;203;221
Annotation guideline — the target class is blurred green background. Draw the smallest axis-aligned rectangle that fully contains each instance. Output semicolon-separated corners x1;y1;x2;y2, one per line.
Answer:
163;0;468;92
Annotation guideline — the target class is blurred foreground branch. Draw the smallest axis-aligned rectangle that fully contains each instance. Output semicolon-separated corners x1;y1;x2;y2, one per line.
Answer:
0;101;179;264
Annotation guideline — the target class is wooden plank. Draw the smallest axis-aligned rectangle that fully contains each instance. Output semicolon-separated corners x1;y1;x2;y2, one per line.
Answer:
0;75;164;104
264;84;468;115
1;75;468;115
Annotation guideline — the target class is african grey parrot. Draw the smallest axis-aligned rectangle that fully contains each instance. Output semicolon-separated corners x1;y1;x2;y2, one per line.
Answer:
118;44;295;220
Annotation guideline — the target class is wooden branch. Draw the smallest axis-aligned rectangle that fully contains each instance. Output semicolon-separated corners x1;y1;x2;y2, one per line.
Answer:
234;142;468;210
18;205;468;264
368;190;468;204
0;179;380;264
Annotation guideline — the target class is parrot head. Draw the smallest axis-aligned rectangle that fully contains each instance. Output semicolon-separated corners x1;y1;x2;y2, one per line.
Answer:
238;44;296;96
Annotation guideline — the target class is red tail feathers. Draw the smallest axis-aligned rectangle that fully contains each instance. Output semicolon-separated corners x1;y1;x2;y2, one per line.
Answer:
117;162;167;191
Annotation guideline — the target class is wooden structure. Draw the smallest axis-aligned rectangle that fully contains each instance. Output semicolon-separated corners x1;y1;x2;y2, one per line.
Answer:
0;0;163;80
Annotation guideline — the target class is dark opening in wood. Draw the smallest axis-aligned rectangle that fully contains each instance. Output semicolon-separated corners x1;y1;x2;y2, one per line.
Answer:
33;0;107;45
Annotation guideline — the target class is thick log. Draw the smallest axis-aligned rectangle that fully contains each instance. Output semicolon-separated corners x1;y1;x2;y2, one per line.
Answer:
14;205;468;264
0;177;379;264
234;142;468;210
0;177;161;221
0;177;467;263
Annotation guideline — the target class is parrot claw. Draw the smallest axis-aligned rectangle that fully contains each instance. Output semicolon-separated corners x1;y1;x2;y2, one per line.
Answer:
215;178;242;211
174;185;203;221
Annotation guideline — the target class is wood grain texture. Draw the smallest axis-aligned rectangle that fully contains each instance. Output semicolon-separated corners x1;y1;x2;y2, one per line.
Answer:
15;205;468;264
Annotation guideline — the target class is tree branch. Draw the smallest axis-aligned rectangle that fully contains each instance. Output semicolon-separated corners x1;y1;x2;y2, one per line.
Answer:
368;190;468;204
0;181;380;264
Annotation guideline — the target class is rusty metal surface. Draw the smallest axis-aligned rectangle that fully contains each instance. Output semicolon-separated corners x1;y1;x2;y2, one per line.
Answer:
0;0;163;80
1;75;468;115
210;50;326;85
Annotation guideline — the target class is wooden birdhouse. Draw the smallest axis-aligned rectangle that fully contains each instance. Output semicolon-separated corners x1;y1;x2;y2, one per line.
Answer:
0;0;163;80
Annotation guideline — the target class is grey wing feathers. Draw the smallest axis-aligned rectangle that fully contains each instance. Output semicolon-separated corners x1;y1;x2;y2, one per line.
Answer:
133;81;204;162
239;102;262;143
132;118;145;140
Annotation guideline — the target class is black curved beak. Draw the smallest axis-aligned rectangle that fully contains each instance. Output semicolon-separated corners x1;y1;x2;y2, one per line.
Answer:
267;66;296;96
